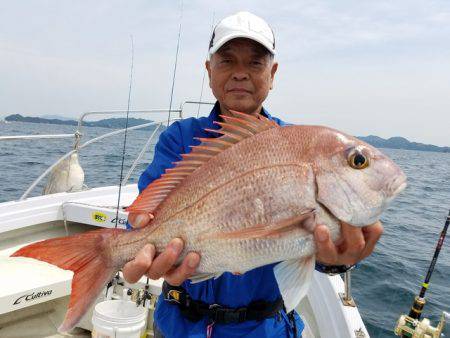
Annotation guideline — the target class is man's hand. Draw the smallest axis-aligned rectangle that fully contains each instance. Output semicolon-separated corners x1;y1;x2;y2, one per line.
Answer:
122;213;201;286
314;221;383;266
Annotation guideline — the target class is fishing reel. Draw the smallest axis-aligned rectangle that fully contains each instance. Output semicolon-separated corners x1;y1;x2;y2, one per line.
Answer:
394;310;448;338
394;211;450;338
104;273;156;309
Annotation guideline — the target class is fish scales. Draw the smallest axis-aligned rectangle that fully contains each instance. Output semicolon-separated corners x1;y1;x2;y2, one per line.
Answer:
112;127;322;272
162;165;317;272
154;127;296;223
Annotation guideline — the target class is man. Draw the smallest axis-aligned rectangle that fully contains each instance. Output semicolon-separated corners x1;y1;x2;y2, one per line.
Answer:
124;11;383;337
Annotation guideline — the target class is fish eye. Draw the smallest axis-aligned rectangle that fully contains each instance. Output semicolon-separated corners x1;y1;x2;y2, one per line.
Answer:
348;151;369;169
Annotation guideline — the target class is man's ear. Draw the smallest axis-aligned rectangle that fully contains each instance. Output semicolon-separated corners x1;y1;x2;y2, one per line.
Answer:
270;62;278;90
205;60;212;87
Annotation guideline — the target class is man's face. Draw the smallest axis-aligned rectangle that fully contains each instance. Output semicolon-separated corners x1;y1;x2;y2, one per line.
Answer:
206;38;278;115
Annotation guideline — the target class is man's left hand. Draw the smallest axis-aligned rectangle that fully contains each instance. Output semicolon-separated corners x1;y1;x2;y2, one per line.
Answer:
315;221;383;266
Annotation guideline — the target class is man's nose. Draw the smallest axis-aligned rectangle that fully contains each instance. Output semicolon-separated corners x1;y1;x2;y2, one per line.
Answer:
232;65;249;81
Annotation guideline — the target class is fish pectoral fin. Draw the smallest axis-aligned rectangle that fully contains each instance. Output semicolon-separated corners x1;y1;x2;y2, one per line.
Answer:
204;210;316;241
274;256;315;313
189;272;223;284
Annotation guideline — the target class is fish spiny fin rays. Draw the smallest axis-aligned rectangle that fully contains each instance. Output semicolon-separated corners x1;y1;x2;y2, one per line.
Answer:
274;256;315;313
205;110;279;141
126;111;279;214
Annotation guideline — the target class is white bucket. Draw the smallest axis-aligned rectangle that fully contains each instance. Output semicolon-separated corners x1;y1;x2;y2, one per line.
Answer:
92;300;148;338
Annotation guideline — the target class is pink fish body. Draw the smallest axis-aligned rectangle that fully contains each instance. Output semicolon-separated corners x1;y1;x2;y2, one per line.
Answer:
12;112;406;332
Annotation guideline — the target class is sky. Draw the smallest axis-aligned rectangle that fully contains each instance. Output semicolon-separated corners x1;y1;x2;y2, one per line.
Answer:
1;0;449;146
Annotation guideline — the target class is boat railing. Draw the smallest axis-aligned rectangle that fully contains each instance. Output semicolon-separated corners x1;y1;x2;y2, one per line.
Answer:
0;134;76;141
0;100;214;200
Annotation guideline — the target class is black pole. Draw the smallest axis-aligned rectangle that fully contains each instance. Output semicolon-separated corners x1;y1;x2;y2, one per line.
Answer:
418;210;450;299
407;210;450;320
400;210;450;338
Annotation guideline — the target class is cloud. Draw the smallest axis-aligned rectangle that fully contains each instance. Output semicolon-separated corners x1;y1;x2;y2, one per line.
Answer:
0;0;449;145
271;1;450;57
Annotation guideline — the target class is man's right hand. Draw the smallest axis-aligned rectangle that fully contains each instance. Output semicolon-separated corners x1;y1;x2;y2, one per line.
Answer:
122;213;201;286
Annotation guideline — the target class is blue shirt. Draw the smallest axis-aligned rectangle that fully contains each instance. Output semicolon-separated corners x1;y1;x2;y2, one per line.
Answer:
138;102;304;337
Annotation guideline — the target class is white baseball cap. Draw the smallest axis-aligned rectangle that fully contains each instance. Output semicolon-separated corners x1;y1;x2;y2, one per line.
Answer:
208;11;276;58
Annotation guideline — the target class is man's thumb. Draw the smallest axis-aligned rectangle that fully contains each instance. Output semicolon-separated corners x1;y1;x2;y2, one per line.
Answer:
129;213;152;228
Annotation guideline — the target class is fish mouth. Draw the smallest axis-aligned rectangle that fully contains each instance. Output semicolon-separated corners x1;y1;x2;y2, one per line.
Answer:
393;181;407;195
388;175;407;196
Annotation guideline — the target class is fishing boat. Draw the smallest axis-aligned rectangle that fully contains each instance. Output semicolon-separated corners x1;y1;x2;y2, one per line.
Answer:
0;102;370;338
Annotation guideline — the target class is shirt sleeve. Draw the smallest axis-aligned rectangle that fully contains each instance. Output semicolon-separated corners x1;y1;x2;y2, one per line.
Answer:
137;122;184;193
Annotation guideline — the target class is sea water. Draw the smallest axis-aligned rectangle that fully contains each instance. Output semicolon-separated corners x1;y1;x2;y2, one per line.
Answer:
1;121;449;337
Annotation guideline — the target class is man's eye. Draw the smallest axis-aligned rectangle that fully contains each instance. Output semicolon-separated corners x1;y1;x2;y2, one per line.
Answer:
220;59;231;64
251;60;263;66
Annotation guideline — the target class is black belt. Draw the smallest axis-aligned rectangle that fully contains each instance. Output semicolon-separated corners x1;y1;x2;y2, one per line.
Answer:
162;281;284;324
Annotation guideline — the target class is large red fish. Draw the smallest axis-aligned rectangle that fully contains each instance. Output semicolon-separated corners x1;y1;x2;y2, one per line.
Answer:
12;112;407;332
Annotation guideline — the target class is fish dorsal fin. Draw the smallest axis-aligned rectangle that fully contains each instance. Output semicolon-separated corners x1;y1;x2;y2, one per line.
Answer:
126;111;279;213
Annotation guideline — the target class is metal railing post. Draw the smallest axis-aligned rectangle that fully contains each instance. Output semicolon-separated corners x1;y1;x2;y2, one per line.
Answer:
340;271;356;307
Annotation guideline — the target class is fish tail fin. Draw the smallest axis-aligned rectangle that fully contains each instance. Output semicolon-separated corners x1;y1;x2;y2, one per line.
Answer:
11;228;125;332
274;255;315;313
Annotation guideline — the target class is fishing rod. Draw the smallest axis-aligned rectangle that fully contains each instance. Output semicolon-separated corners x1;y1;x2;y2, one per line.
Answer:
114;34;134;230
103;35;135;295
167;0;184;126
394;209;450;338
196;12;215;118
106;0;185;305
131;2;184;303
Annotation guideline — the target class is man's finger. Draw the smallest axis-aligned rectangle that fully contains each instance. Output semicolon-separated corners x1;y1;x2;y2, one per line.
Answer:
314;225;338;265
146;238;184;280
360;221;384;259
122;244;156;283
340;222;366;261
164;252;201;286
128;212;154;228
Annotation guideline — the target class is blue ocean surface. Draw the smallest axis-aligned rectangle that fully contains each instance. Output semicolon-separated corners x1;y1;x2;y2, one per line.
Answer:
1;121;449;337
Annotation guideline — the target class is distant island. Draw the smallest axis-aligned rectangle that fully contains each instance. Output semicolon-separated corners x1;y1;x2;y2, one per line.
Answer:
4;114;449;153
4;114;159;130
357;135;450;153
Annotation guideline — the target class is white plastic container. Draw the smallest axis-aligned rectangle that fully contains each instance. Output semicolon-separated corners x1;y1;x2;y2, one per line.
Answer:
92;299;148;338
